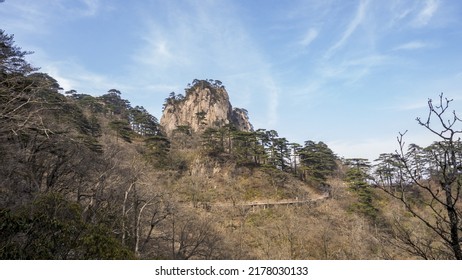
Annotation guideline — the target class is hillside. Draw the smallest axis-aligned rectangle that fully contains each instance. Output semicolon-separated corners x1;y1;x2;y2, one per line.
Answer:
1;30;461;260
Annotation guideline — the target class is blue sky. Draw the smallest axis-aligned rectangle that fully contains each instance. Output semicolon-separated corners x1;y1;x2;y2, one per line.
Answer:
1;0;462;160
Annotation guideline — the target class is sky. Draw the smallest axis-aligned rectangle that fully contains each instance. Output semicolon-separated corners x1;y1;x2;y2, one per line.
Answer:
1;0;462;161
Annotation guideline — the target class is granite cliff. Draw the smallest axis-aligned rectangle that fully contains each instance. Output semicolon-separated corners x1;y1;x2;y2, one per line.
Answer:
160;79;253;137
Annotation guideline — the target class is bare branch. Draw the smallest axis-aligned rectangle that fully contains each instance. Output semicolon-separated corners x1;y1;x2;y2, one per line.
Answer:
379;93;462;259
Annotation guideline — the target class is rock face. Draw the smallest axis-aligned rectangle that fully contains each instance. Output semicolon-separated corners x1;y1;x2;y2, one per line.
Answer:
160;80;253;137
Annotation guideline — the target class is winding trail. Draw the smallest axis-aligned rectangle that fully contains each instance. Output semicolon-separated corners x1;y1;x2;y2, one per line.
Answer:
210;192;330;210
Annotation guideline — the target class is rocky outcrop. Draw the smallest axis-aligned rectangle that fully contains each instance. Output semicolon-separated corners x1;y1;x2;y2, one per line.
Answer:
160;80;253;137
231;107;253;132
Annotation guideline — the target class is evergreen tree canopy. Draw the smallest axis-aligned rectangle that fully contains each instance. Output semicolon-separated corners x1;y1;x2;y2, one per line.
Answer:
0;29;36;75
299;141;337;181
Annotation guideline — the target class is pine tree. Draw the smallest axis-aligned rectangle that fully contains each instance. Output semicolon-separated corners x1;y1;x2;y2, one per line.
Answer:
299;141;337;182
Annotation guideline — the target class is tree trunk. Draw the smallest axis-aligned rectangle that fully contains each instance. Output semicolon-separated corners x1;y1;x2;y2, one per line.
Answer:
444;183;462;259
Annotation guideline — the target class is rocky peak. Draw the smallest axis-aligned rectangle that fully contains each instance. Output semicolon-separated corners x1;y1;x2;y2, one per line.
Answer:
160;79;253;137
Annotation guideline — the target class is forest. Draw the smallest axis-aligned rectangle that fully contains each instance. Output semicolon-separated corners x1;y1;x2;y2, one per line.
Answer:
1;29;461;260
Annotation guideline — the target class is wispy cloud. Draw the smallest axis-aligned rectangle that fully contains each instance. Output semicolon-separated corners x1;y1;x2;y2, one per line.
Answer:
30;49;123;94
396;102;428;111
130;0;281;124
46;62;120;94
325;0;369;58
0;0;50;34
413;0;439;27
328;138;399;161
319;54;389;85
133;28;187;70
80;0;101;16
393;41;429;51
1;0;105;35
0;0;118;95
299;28;318;47
262;76;279;127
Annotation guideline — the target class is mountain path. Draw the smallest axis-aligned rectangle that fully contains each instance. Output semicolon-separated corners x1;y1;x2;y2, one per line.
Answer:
210;192;330;209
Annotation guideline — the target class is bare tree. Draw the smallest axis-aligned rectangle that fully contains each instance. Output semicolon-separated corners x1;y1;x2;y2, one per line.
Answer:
164;213;226;260
380;93;461;259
